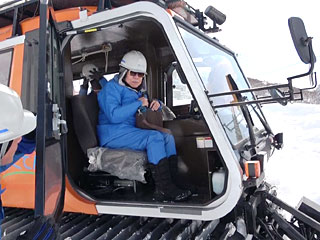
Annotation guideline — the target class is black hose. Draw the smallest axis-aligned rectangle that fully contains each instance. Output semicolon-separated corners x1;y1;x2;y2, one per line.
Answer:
257;218;276;240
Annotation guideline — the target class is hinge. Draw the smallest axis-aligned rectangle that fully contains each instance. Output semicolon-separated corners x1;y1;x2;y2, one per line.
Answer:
52;104;68;140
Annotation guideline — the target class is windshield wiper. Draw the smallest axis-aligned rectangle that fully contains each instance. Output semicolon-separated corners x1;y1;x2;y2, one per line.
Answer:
225;74;256;150
249;104;273;135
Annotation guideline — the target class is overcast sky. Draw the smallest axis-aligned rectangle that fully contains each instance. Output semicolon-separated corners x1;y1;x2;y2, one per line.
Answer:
186;0;320;86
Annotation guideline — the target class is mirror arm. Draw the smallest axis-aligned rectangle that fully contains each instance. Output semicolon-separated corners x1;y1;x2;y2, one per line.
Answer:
286;41;316;100
287;60;314;81
212;96;292;108
207;83;289;98
302;72;317;91
287;41;315;81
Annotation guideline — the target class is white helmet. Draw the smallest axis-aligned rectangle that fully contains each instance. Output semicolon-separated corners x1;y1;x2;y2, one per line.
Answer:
119;50;147;74
81;63;98;80
0;84;36;144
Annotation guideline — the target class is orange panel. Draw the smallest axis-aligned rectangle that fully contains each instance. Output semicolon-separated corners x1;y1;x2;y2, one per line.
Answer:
1;139;36;209
64;178;98;215
20;17;40;34
1;148;97;214
53;6;97;22
44;185;63;216
9;43;24;95
244;160;261;178
1;147;98;214
0;25;13;41
20;6;97;35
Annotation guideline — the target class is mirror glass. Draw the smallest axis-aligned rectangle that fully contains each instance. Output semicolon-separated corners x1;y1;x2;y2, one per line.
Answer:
288;17;316;64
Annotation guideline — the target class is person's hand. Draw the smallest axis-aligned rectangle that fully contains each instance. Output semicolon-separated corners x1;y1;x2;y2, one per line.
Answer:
159;128;172;135
150;99;160;111
0;137;21;166
138;97;149;107
89;69;104;81
91;79;102;91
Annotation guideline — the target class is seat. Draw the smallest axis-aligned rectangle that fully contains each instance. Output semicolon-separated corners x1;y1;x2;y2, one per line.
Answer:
70;93;147;192
71;94;99;152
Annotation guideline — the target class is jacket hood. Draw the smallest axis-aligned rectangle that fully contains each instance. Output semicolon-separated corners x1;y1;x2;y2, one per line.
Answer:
117;69;147;93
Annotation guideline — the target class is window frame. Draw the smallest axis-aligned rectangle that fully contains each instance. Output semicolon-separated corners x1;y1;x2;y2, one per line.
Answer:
0;48;13;86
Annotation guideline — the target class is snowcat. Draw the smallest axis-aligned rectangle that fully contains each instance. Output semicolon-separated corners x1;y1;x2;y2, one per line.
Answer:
0;0;319;239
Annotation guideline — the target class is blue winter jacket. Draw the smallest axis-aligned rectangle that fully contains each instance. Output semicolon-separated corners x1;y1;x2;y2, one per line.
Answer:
97;75;143;146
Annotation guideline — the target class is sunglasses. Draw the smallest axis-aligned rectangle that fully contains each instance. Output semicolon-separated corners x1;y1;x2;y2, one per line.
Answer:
129;71;145;78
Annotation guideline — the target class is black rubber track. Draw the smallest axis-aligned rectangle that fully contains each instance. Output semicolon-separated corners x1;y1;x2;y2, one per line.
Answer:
1;208;220;240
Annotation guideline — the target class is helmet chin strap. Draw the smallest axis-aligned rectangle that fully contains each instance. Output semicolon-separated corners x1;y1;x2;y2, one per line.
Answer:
0;141;9;161
123;78;143;91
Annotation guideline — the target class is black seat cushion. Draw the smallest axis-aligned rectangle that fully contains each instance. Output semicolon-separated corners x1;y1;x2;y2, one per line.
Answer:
71;94;99;153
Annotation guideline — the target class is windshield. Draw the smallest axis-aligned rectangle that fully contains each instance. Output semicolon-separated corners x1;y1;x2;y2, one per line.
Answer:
178;26;265;147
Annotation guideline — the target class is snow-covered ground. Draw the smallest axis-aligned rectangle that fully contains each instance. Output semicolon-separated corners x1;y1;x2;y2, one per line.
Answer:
263;103;320;208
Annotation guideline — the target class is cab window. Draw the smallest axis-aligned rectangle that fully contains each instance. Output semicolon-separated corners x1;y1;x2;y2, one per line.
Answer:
172;69;193;106
178;26;265;147
0;49;13;86
72;72;114;96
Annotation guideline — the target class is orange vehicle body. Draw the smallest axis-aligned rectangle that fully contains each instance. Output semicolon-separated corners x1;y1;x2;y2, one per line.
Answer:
0;6;98;215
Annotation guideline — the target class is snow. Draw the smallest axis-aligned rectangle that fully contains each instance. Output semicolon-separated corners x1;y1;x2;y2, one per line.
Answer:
263;103;320;208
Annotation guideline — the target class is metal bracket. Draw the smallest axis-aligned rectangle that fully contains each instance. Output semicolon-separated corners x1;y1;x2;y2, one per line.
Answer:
52;104;67;140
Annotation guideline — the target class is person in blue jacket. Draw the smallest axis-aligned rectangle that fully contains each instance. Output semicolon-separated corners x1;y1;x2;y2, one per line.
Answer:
97;50;191;201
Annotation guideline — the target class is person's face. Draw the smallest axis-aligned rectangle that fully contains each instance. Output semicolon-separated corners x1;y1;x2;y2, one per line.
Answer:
125;70;144;89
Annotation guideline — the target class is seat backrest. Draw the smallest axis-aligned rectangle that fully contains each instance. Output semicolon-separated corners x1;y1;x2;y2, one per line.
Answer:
71;94;99;153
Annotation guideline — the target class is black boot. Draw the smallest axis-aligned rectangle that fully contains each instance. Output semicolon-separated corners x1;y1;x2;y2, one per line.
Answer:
168;155;179;178
168;155;197;194
149;158;191;201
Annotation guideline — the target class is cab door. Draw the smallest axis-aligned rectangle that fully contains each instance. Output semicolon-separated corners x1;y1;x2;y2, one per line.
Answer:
35;0;66;222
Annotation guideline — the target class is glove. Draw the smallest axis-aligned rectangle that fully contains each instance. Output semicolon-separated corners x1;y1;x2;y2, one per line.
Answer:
91;79;102;91
138;106;148;113
89;69;104;82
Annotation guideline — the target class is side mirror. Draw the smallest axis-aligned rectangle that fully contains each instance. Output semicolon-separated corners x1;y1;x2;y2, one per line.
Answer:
287;17;317;92
288;17;316;65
